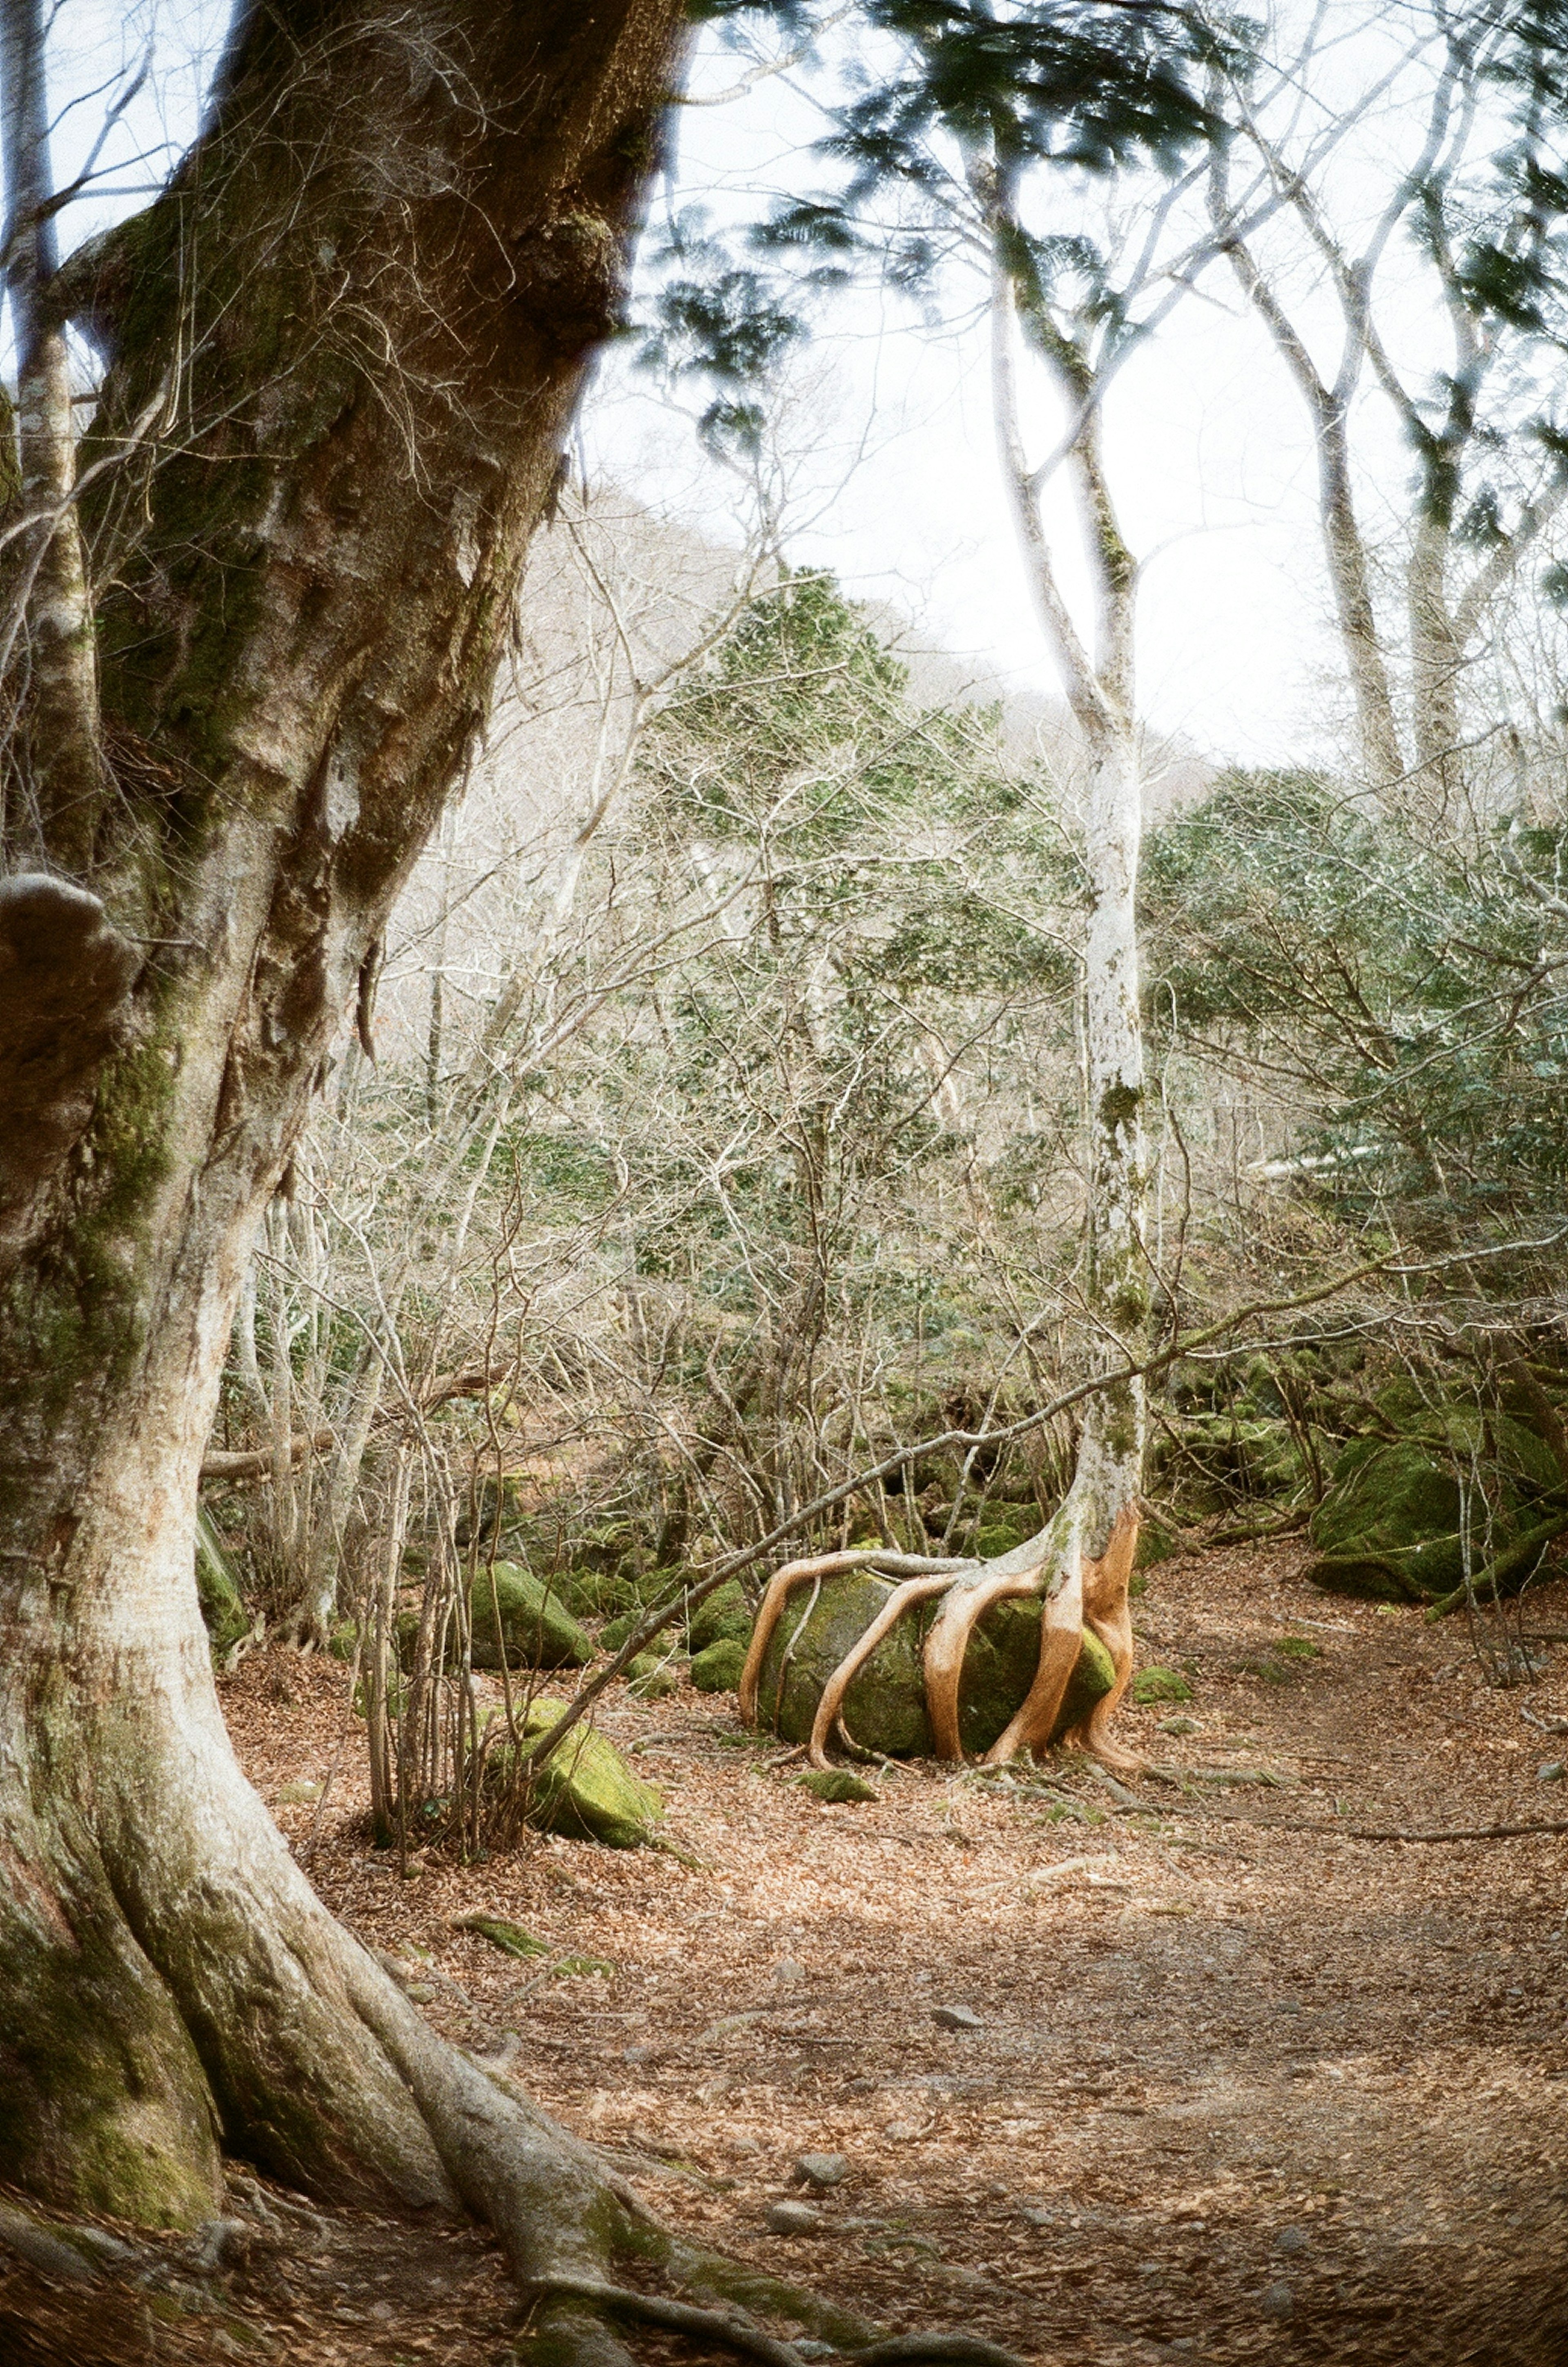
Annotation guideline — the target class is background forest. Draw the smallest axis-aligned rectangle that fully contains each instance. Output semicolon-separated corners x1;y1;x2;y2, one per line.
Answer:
181;4;1568;1824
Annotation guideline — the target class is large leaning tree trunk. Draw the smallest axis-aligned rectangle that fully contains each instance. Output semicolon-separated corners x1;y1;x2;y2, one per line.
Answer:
0;8;981;2363
740;162;1148;1778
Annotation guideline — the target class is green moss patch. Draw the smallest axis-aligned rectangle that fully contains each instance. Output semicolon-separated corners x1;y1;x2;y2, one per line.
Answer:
454;1915;551;1959
497;1698;666;1848
1131;1665;1193;1705
797;1768;880;1804
691;1638;748;1694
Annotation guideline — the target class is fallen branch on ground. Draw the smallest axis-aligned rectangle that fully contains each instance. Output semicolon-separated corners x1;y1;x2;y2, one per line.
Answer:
1348;1819;1568;1842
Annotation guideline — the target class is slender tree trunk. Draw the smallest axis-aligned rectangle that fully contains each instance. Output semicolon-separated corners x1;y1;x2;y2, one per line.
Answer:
0;3;722;2318
982;223;1146;1762
1407;514;1464;807
0;0;103;865
1206;146;1404;791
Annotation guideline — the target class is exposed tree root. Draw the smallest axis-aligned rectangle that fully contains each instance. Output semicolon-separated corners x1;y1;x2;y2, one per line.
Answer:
1347;1819;1568;1842
739;1551;972;1732
523;2278;825;2367
811;1575;959;1767
924;1561;1046;1763
738;1498;1142;1775
521;2280;1027;2367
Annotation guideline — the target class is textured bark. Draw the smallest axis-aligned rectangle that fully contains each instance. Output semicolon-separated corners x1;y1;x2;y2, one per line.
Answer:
0;0;703;2301
0;0;105;865
991;214;1148;1577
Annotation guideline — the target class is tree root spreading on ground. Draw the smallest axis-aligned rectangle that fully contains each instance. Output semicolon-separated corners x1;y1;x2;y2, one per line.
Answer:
739;1504;1142;1775
522;2278;1025;2367
1347;1819;1568;1842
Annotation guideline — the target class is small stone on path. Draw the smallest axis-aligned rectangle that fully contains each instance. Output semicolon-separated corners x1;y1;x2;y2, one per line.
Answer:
1538;1760;1565;1783
1275;2225;1310;2255
885;2121;922;2142
932;2003;984;2030
1260;2280;1294;2320
774;1957;806;1984
765;2200;822;2236
794;2152;848;2188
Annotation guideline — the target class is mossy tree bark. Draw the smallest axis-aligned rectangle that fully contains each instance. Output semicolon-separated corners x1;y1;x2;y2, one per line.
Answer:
0;7;882;2358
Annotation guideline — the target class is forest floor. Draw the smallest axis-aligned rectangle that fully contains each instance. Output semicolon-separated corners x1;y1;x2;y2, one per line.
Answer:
7;1537;1568;2367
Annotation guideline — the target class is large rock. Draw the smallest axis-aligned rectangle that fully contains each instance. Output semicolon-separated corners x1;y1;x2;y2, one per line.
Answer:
686;1578;753;1653
503;1696;665;1847
195;1509;251;1660
753;1569;1115;1756
1305;1421;1564;1602
1306;1438;1466;1600
690;1637;748;1693
469;1562;593;1669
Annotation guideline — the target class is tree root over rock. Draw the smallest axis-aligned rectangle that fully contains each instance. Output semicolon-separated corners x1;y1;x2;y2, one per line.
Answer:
738;1499;1142;1772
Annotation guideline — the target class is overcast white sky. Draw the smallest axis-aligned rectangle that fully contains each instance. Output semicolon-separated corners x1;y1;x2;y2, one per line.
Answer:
38;2;1478;771
585;7;1479;772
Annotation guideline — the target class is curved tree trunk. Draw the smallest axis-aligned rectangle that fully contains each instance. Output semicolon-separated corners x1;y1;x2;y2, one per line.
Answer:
0;0;757;2329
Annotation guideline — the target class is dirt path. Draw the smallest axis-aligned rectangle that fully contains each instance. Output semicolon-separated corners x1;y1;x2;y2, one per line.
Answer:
10;1542;1568;2364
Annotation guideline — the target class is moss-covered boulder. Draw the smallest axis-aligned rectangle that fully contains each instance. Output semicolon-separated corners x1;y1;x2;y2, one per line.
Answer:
1132;1664;1192;1704
545;1565;637;1622
600;1610;641;1654
1151;1412;1308;1518
503;1697;665;1847
626;1651;679;1700
469;1563;593;1670
686;1578;753;1654
1307;1438;1472;1601
753;1570;1114;1756
195;1509;251;1660
690;1637;748;1694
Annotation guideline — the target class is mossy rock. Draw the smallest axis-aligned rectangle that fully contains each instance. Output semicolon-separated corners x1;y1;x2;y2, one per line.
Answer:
798;1768;879;1803
498;1697;665;1848
690;1637;748;1694
686;1578;753;1654
972;1513;1036;1560
600;1610;641;1654
1131;1665;1192;1705
1307;1439;1472;1602
626;1652;679;1700
753;1570;1114;1757
1135;1518;1178;1569
469;1564;594;1670
546;1566;635;1622
195;1509;250;1659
